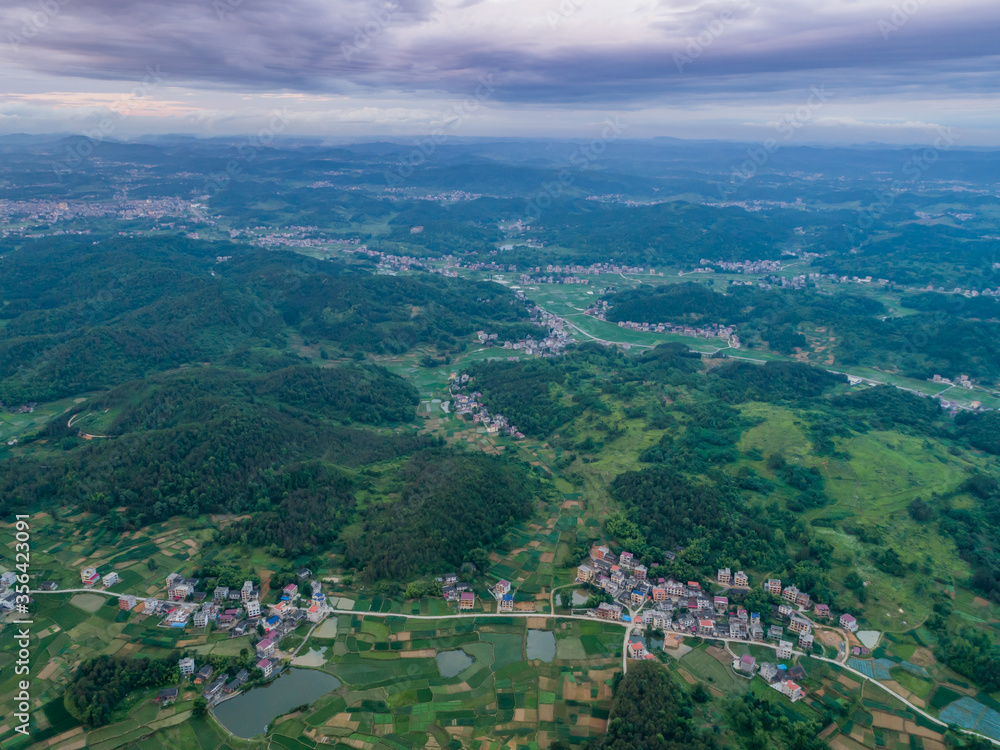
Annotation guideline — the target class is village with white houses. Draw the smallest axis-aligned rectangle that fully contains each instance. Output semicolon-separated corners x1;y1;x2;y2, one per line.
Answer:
577;544;864;703
49;565;336;706
450;380;526;440
582;299;743;347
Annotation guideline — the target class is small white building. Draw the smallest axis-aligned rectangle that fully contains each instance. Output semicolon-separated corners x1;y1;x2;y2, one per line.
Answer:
102;572;121;588
179;657;196;677
840;613;859;632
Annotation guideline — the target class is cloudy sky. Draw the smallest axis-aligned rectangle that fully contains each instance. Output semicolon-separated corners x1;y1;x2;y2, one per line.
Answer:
1;0;998;144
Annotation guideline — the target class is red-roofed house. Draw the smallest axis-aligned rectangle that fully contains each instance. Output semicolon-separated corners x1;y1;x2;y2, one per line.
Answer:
460;592;475;610
782;680;805;702
81;567;100;587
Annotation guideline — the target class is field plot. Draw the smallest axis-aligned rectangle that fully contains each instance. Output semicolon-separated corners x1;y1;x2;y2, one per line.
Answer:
939;697;1000;741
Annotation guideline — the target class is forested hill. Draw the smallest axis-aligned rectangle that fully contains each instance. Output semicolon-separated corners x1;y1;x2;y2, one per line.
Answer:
0;363;428;535
344;450;544;581
603;282;1000;382
0;358;548;571
0;235;534;404
89;362;421;433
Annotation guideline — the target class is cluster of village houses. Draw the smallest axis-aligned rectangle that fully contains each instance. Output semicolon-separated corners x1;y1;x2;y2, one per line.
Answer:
583;302;742;347
0;570;24;611
515;262;655;277
439;572;477;610
451;383;526;440
436;572;532;612
578;546;862;702
516;274;591;285
701;259;784;274
612;319;740;346
325;243;660;282
931;374;975;389
156;638;290;708
71;565;334;703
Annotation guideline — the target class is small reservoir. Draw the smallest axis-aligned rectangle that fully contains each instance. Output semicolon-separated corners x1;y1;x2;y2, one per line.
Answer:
526;630;556;662
436;649;474;677
213;668;342;738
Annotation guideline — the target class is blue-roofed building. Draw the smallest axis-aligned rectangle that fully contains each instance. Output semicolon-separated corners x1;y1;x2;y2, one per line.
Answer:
622;615;632;622
499;593;514;611
265;614;280;631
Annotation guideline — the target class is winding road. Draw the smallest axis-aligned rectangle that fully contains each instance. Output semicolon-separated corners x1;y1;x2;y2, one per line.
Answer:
25;590;1000;746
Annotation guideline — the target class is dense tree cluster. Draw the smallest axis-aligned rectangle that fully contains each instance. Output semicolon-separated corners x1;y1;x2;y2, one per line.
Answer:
0;236;534;403
215;463;357;556
817;224;1000;287
954;411;1000;455
640;401;754;469
345;451;541;581
602;661;716;750
464;358;585;437
603;279;1000;382
0;365;431;526
608;466;784;572
725;693;829;750
900;292;1000;321
932;627;1000;692
66;656;178;727
829;385;943;432
709;361;846;403
937;476;1000;602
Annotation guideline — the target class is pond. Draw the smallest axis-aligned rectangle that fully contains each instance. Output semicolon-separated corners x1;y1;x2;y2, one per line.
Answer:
526;630;556;662
436;649;474;678
213;668;342;738
571;590;589;606
291;646;327;667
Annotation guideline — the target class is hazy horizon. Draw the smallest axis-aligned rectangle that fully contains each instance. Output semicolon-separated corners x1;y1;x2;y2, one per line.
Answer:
2;0;999;145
